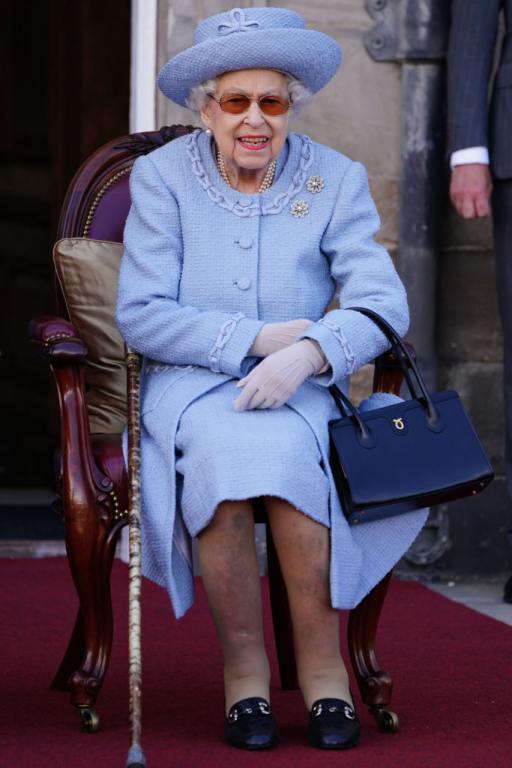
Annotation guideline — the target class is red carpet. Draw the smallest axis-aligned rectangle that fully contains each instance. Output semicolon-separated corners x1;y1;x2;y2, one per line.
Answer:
1;558;511;768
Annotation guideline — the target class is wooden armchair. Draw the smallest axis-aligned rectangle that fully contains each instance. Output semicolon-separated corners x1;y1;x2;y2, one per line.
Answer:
29;125;403;735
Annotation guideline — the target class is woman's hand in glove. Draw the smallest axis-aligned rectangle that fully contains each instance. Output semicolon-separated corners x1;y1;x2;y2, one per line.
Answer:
233;339;327;411
248;319;314;357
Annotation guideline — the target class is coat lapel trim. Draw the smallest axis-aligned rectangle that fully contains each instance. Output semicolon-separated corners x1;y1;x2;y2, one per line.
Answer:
185;129;313;217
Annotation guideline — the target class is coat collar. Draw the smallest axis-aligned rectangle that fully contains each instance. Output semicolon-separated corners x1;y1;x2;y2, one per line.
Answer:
185;128;313;217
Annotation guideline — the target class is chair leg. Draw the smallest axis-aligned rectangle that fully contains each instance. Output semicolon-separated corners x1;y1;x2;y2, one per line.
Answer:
348;571;399;733
266;523;298;690
54;499;124;723
51;608;86;691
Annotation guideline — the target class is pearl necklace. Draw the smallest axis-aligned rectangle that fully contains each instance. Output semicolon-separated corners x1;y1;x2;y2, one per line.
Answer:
216;149;276;193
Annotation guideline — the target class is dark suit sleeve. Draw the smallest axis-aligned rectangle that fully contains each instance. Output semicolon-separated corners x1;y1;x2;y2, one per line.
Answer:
447;0;501;155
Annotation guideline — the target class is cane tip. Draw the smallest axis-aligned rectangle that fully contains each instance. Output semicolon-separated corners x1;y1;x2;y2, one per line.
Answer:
126;744;147;767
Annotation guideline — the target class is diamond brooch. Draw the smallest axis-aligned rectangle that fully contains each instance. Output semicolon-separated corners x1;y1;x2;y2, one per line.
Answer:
306;175;325;194
290;199;309;218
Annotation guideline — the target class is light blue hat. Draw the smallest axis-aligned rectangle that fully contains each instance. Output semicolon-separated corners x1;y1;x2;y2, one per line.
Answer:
158;6;342;107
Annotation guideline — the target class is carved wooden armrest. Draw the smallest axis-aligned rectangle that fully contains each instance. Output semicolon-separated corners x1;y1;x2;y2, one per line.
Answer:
28;315;113;499
28;315;87;363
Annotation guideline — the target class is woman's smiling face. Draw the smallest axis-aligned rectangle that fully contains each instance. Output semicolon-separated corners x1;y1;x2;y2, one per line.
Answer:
200;69;291;180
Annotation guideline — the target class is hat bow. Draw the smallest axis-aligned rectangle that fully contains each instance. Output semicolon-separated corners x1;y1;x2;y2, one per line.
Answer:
216;8;261;36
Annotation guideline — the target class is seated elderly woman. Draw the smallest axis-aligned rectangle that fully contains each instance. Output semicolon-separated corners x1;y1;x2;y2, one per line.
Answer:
116;5;427;752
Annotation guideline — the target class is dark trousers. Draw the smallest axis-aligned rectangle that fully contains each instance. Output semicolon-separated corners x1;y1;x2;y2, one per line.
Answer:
492;180;512;500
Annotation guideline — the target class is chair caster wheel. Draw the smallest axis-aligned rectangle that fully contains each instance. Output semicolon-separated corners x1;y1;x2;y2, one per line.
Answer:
371;707;399;733
77;706;100;733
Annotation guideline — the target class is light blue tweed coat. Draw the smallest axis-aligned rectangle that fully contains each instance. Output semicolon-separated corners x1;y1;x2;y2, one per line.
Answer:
116;128;427;618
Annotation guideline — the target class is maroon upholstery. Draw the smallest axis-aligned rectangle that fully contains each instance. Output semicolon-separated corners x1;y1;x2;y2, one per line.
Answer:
87;174;131;242
92;435;128;513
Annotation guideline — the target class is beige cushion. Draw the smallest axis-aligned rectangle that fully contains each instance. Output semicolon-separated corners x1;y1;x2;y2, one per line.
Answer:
53;237;126;434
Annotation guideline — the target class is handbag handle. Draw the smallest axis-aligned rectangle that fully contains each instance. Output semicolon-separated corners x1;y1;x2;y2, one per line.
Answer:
349;307;430;400
329;383;374;443
329;306;439;426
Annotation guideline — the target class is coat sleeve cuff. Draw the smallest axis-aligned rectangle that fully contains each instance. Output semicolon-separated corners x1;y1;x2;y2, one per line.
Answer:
298;320;354;387
208;314;265;377
298;308;393;388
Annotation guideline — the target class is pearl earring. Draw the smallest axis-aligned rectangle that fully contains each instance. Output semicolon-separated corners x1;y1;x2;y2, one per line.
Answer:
205;128;212;135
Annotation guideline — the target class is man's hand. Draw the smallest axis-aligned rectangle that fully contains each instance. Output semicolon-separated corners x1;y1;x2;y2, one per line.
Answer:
450;163;493;219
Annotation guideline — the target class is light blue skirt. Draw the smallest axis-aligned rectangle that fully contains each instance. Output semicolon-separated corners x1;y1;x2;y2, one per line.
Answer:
175;380;331;536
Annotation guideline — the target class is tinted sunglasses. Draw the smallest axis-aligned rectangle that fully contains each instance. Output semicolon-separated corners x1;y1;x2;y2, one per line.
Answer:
209;93;291;116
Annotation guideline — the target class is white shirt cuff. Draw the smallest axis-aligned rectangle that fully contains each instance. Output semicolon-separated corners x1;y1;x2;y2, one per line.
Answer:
450;147;490;168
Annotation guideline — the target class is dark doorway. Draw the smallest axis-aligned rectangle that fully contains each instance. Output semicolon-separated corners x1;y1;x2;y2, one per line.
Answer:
0;0;130;536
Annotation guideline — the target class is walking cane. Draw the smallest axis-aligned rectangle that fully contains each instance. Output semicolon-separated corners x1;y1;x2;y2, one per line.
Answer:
125;347;147;768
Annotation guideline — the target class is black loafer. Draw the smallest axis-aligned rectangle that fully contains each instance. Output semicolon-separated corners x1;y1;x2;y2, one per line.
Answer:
308;698;361;749
224;697;278;750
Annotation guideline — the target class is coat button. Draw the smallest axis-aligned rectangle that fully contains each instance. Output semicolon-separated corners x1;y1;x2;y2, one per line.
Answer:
235;276;251;290
236;237;253;249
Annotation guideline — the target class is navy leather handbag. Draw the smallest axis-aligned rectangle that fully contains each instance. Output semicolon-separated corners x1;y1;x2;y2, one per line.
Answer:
328;307;494;526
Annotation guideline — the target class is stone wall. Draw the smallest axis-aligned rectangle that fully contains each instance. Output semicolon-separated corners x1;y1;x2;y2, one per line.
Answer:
155;0;510;578
435;197;509;578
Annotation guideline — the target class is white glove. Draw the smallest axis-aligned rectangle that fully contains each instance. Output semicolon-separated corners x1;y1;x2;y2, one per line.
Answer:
249;319;314;357
233;339;328;411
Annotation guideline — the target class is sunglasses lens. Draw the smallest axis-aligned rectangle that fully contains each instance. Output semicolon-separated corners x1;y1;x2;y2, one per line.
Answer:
259;97;289;115
219;95;251;113
218;94;290;115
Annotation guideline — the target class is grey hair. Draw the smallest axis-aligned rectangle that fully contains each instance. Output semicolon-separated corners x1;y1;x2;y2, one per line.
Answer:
186;78;219;113
186;74;312;115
